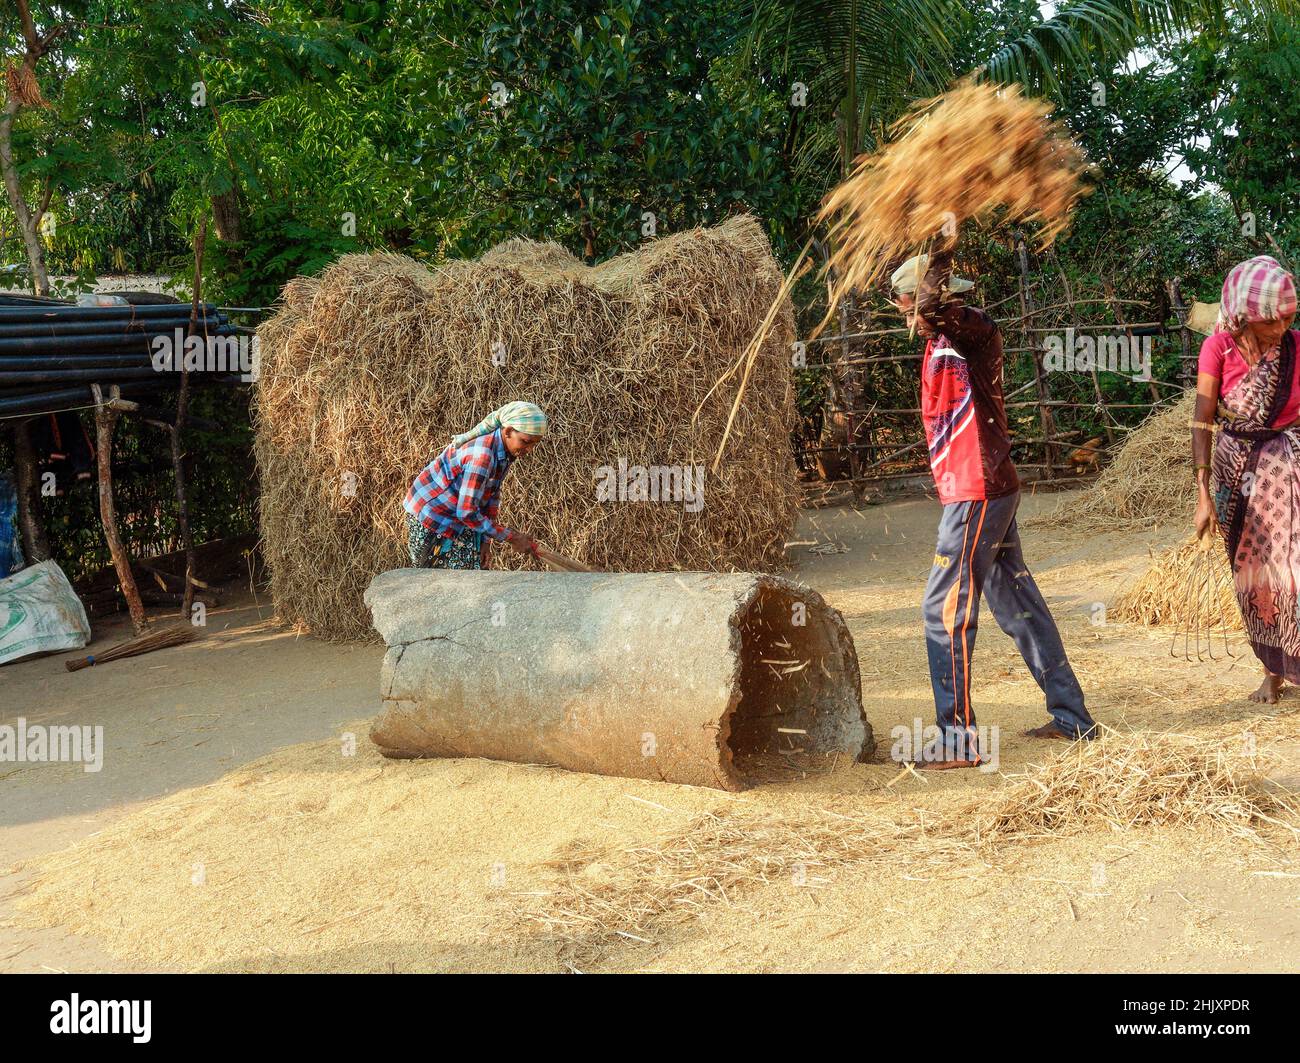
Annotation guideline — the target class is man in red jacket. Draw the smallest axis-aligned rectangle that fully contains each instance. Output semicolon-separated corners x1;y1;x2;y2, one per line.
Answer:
892;234;1096;769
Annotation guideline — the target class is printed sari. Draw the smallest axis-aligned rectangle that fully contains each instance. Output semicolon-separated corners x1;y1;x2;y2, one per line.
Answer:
406;516;485;570
1211;330;1300;682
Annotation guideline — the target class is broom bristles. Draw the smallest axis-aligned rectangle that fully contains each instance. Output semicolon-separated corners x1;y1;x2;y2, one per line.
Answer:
65;625;198;671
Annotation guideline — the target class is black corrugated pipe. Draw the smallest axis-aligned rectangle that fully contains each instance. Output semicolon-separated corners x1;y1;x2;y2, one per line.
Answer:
0;302;221;322
0;313;227;338
0;367;172;385
0;374;237;419
0;327;242;354
0;354;157;370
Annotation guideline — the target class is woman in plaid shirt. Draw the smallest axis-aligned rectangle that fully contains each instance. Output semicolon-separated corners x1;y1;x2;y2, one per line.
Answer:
403;401;547;570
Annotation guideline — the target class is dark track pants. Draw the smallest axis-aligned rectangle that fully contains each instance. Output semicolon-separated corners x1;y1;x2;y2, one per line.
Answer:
923;491;1095;758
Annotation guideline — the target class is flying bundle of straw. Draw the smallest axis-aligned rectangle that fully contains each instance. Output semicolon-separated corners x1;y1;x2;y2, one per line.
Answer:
816;79;1089;311
254;215;800;640
1030;391;1196;530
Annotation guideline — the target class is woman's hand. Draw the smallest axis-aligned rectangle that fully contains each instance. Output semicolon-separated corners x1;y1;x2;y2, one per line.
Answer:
1194;495;1219;541
505;530;538;556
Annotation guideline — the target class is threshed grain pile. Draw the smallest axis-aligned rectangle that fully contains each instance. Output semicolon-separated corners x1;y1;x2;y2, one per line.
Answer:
254;215;799;640
1112;535;1241;632
1029;390;1196;530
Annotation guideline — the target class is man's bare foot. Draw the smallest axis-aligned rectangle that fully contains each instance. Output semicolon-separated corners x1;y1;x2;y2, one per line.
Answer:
914;757;980;771
1023;723;1071;741
1249;673;1284;704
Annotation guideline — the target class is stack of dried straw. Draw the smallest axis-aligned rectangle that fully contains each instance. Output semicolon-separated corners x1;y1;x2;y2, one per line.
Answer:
1030;391;1197;530
816;79;1089;314
255;215;799;639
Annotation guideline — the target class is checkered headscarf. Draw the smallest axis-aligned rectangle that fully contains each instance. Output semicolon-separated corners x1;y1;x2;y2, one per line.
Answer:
1216;255;1297;334
451;401;548;447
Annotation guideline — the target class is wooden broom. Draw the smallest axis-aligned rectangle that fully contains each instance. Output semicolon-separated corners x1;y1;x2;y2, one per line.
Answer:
65;625;199;672
535;543;595;572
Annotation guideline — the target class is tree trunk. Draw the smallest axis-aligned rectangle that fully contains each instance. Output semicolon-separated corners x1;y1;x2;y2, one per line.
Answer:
11;420;50;562
0;0;61;297
210;189;242;243
0;97;49;296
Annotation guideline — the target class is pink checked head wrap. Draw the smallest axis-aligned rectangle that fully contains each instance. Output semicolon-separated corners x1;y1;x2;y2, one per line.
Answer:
1215;255;1297;334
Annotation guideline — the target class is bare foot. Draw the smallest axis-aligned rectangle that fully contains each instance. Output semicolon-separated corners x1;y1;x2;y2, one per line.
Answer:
1249;673;1284;704
914;757;980;771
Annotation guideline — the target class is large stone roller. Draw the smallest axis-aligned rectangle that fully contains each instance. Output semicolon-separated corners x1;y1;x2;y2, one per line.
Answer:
365;569;874;791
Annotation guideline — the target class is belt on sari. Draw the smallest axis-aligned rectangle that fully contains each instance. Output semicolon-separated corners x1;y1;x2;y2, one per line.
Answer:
1220;423;1285;442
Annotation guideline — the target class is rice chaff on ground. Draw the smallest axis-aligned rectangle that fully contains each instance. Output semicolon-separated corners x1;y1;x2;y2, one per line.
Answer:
524;728;1297;961
1111;534;1243;648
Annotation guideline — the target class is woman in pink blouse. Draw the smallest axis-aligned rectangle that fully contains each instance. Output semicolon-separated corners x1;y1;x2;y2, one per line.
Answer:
1192;255;1299;703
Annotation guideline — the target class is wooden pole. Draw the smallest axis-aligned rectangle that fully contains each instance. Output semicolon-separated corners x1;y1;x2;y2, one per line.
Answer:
1105;275;1161;403
1167;278;1195;389
1017;234;1058;478
11;418;50;562
172;216;207;619
1050;246;1114;446
837;288;865;498
91;383;147;634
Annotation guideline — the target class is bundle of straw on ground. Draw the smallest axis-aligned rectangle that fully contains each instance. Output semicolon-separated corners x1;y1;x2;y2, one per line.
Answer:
1029;390;1196;530
527;729;1296;960
816;79;1089;313
1111;535;1242;633
254;215;799;640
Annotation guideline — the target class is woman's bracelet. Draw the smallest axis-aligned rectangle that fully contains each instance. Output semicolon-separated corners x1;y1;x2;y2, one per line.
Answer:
1189;420;1218;432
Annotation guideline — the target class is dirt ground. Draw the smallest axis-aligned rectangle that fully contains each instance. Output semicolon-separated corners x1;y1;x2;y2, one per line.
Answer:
2;487;1298;973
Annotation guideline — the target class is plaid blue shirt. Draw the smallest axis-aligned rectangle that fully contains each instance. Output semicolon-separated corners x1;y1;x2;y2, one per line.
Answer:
404;429;514;541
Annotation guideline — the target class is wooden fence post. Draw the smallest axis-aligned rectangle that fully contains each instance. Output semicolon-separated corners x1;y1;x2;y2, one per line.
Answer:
1167;278;1195;388
92;383;148;634
172;215;208;619
1049;245;1113;447
1017;234;1058;477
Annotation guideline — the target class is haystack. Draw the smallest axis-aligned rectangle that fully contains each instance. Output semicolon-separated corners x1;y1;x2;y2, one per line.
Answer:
254;215;799;640
1028;390;1196;530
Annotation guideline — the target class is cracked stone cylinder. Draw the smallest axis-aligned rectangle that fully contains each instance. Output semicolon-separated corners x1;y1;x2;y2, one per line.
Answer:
364;569;873;791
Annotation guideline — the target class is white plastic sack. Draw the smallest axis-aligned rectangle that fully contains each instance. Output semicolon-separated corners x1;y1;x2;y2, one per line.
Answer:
0;560;91;666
